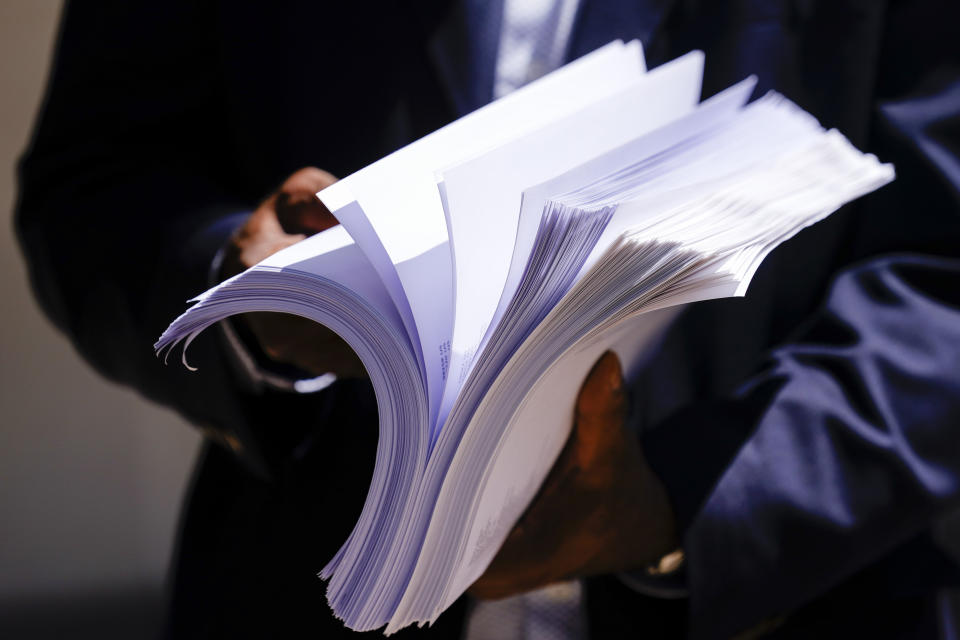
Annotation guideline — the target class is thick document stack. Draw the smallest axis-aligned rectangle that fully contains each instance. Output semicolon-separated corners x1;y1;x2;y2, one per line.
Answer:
157;41;893;633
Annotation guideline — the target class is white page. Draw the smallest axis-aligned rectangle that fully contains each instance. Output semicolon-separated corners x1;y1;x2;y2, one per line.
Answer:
393;90;898;628
319;40;647;430
257;225;403;337
477;75;757;391
581;93;828;275
448;309;680;605
436;51;705;424
320;40;645;263
415;308;682;624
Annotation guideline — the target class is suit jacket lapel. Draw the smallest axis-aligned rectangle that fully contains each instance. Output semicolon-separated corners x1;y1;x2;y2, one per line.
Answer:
567;0;679;62
426;0;505;116
419;0;681;117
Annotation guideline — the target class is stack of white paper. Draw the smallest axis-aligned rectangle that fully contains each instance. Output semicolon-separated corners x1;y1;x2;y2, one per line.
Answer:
156;40;893;633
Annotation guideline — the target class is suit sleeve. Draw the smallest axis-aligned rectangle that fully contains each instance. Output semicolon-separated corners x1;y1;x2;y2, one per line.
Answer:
654;255;960;639
14;1;324;476
631;9;960;629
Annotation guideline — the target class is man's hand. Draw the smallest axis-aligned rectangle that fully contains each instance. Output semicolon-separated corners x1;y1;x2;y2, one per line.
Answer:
220;167;366;378
470;351;679;600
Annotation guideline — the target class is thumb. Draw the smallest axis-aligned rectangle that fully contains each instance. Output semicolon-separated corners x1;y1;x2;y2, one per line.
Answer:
573;350;627;468
275;167;340;236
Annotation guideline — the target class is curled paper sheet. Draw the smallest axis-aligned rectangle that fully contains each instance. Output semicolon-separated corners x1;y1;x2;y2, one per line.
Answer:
157;39;893;634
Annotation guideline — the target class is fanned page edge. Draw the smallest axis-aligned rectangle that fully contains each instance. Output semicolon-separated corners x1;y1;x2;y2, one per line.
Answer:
390;95;897;630
316;39;650;444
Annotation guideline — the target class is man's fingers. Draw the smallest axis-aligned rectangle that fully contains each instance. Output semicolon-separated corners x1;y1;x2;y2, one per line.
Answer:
573;350;627;468
275;191;339;235
247;312;367;378
280;167;338;193
275;167;340;236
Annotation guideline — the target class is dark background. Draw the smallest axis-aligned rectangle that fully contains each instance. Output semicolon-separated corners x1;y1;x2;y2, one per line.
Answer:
0;2;199;637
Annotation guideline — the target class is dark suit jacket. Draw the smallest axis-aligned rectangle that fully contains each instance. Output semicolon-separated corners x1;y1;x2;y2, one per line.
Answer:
15;1;960;638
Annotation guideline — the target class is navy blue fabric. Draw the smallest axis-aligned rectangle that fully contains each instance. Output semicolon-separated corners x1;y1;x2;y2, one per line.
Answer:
647;257;960;639
428;0;504;116
568;0;674;61
15;0;960;638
